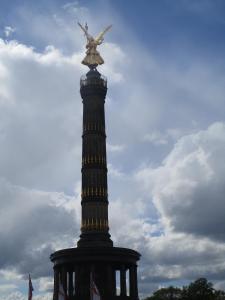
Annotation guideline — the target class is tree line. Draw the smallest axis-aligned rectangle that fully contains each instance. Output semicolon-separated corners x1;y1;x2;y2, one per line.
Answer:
144;278;225;300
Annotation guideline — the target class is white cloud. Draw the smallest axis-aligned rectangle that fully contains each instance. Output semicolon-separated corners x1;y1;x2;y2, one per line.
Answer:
62;1;88;14
0;284;17;292
33;294;52;300
0;270;22;281
0;291;52;300
129;122;225;295
38;278;53;293
143;131;168;145
0;38;83;191
137;122;225;240
108;163;125;178
107;143;125;153
0;292;25;300
4;26;16;38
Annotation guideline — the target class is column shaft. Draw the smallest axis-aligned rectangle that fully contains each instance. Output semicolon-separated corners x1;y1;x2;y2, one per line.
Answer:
53;268;59;300
130;266;135;298
69;271;73;298
62;267;67;297
120;266;127;296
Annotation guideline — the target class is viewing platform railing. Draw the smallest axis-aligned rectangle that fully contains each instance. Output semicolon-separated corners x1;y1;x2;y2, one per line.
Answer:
80;74;107;88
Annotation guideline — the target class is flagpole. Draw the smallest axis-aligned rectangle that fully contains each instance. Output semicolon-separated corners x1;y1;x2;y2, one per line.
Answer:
28;274;34;300
90;272;93;300
90;271;101;300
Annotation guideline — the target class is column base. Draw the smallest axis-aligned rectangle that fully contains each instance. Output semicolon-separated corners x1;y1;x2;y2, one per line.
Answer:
77;231;113;247
50;246;140;300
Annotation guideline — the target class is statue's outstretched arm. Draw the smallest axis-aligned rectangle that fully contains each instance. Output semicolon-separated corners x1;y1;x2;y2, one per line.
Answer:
95;25;112;44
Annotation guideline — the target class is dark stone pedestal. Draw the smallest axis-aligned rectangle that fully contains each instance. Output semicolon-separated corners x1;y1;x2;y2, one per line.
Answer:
50;246;140;300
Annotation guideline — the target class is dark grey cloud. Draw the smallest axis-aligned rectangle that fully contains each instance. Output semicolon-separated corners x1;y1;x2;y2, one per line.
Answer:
0;179;78;278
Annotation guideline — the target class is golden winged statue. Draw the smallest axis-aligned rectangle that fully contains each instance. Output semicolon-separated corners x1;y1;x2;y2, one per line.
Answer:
78;22;112;69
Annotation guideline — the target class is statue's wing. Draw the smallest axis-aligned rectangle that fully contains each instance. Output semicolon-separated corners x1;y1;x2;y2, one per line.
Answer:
95;25;112;43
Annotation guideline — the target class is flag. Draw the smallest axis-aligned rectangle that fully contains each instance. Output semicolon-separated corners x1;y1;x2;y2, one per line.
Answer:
58;281;67;300
90;273;100;300
28;274;33;300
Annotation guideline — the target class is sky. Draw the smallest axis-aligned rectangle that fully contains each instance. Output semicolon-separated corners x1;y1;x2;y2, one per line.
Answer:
0;0;225;299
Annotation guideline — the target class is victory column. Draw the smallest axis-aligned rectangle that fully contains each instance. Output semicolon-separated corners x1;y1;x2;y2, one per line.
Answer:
50;23;140;300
